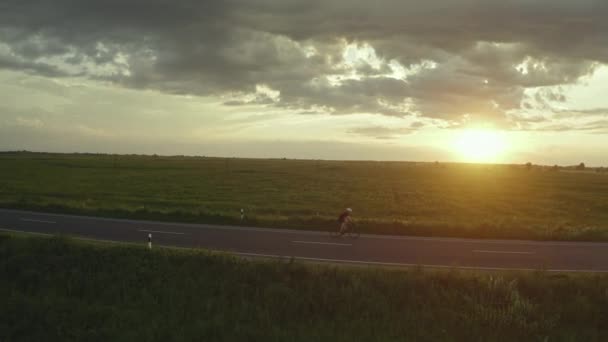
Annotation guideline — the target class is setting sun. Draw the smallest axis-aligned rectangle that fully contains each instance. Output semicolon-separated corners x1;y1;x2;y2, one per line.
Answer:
453;129;508;163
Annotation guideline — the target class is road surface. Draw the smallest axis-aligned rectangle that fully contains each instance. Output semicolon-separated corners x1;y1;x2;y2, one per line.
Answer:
1;208;607;272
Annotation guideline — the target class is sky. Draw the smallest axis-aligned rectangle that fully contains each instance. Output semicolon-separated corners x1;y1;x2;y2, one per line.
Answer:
1;0;607;165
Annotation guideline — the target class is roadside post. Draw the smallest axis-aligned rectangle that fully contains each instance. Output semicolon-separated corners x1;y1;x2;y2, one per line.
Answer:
240;208;245;221
148;233;152;249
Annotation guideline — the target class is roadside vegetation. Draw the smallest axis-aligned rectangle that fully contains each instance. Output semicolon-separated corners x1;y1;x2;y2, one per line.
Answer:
1;233;607;341
1;151;608;241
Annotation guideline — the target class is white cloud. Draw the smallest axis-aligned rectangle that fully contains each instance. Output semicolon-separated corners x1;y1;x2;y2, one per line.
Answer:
14;117;44;128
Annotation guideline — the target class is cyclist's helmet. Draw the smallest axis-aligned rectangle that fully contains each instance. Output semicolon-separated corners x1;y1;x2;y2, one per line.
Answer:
346;208;353;213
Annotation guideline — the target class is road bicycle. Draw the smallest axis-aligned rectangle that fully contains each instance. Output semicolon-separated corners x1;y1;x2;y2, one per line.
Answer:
330;220;360;239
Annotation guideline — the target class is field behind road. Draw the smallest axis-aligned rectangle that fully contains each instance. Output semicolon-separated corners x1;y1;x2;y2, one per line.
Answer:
1;233;607;341
1;152;608;241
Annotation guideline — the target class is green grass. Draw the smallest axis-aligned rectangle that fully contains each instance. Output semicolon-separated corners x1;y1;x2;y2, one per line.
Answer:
1;151;608;240
1;233;607;341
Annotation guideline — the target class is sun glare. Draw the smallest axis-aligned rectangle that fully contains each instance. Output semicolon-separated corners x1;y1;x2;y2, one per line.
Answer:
453;129;508;163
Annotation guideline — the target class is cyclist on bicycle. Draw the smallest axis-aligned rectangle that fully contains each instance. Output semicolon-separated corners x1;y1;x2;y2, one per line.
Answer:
337;208;353;236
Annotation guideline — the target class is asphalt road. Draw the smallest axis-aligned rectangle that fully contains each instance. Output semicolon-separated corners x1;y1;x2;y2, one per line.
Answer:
1;208;608;272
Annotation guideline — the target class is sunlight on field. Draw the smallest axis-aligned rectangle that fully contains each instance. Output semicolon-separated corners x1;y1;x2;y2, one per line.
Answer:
453;129;508;163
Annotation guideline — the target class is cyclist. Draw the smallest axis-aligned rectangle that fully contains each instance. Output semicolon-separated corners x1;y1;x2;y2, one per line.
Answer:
337;208;353;236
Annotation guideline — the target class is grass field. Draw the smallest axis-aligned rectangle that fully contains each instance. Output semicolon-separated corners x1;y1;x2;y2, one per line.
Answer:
1;232;607;341
1;151;608;241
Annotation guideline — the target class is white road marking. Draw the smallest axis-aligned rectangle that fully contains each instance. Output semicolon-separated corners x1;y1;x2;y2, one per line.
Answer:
137;229;186;235
0;228;137;245
473;250;534;255
0;227;52;236
292;240;352;246
20;218;56;224
361;234;603;247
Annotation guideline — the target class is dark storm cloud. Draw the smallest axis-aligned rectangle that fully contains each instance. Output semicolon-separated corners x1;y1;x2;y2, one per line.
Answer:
1;0;607;126
0;52;66;77
237;1;608;61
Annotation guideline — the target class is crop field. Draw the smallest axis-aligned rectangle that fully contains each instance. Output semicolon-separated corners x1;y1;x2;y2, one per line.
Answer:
1;152;608;240
1;233;607;341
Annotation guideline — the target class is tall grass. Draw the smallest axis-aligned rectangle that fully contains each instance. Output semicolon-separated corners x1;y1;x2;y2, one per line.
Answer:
1;151;608;240
1;233;607;341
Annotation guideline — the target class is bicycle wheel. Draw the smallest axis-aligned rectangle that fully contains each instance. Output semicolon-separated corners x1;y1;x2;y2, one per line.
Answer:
346;223;360;239
329;226;342;238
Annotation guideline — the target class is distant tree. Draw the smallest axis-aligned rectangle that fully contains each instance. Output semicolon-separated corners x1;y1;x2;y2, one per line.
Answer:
525;162;533;171
577;162;586;170
552;164;559;171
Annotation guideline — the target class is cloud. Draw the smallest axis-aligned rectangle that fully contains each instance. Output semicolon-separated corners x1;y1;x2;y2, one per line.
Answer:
525;119;608;132
553;107;608;119
1;0;608;127
13;117;44;128
348;120;427;139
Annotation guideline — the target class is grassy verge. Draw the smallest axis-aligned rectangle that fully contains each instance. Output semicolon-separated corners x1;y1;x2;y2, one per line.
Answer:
1;151;608;241
1;233;607;341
